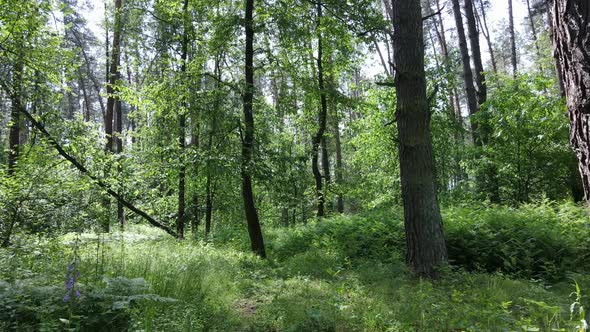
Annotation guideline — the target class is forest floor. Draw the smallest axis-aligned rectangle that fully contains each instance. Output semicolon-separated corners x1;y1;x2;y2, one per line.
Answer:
1;203;590;331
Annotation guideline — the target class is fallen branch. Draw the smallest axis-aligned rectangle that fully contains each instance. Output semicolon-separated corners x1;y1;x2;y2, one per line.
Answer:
20;108;178;238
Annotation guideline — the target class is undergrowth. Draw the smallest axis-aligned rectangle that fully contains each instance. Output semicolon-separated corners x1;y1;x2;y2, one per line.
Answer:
1;201;589;331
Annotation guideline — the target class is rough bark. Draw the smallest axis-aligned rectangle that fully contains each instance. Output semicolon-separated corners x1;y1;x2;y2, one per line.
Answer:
392;0;448;278
545;0;566;96
451;0;479;143
242;0;266;257
551;0;590;203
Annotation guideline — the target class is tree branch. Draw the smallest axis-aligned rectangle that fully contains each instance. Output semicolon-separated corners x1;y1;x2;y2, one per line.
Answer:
20;108;178;238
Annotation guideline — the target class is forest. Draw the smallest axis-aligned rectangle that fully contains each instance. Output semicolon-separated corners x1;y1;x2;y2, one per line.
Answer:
1;0;590;330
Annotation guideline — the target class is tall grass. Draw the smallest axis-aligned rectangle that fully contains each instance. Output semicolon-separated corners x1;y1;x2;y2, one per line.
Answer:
1;201;589;331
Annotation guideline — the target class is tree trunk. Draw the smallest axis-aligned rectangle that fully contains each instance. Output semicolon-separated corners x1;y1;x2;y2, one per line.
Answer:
508;0;518;77
392;0;448;278
8;60;23;176
103;0;123;232
551;0;590;203
464;0;486;107
242;0;266;258
545;0;566;96
333;103;344;213
176;0;190;239
525;0;543;66
321;136;331;210
475;0;498;73
312;1;328;218
1;57;24;248
451;0;479;144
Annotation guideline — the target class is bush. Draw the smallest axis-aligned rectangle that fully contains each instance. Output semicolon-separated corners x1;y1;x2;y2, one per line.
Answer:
444;201;590;280
0;277;177;331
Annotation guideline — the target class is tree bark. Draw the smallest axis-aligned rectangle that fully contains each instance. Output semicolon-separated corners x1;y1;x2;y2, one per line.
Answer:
333;102;344;213
242;0;266;258
451;0;480;144
545;0;566;96
551;0;590;203
7;60;23;176
103;0;124;232
464;0;486;107
508;0;518;77
392;0;448;278
312;1;328;218
176;0;190;239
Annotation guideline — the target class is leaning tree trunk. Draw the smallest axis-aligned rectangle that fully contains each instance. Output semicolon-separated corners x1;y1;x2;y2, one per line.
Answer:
392;0;448;278
242;0;266;258
551;0;590;203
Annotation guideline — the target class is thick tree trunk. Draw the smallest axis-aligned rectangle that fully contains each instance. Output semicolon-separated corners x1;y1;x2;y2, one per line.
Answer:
508;0;518;77
551;0;590;203
451;0;479;144
242;0;266;258
545;0;566;96
312;1;328;218
392;0;448;278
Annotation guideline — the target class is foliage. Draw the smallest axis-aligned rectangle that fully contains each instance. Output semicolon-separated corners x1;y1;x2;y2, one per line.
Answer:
2;204;590;331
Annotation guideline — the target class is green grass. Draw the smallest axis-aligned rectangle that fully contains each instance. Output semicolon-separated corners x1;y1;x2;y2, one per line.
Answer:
1;202;590;331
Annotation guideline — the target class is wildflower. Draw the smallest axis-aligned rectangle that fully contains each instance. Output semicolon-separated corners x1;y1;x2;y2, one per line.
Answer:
63;261;81;302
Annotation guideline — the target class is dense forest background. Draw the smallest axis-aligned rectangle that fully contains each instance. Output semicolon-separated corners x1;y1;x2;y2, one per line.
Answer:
1;0;590;331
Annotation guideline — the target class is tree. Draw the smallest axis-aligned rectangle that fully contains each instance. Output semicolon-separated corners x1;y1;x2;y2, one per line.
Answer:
551;0;590;203
104;0;124;230
508;0;517;76
464;0;486;107
311;1;328;218
392;0;448;278
451;0;479;143
474;0;497;73
242;0;266;258
176;0;190;240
